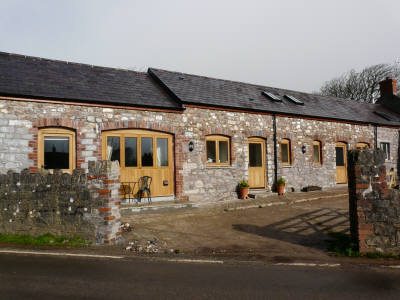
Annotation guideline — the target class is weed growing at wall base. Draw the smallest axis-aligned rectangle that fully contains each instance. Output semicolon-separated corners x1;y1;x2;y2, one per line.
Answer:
326;232;400;259
326;232;359;257
0;233;90;247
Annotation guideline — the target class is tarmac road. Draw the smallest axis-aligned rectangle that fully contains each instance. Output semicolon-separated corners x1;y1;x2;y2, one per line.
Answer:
1;253;400;300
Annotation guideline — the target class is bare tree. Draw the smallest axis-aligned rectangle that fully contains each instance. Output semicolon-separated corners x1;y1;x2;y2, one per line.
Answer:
320;64;400;103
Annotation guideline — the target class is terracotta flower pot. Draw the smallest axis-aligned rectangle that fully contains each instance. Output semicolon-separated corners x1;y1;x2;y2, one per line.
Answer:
239;187;249;199
277;184;285;195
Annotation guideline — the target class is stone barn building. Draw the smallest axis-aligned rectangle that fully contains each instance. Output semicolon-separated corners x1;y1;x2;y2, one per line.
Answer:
0;52;399;202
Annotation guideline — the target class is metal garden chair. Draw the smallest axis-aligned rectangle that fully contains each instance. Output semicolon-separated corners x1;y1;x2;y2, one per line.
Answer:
138;176;152;203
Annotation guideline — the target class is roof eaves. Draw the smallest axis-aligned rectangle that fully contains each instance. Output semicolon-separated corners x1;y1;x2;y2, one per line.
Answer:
0;92;185;111
183;101;400;127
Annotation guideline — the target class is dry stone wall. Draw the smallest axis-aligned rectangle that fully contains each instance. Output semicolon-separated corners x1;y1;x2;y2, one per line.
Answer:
0;160;121;244
0;98;398;202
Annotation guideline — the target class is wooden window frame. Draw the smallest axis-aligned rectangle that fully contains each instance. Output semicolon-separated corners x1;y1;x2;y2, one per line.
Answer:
312;140;322;165
280;139;291;166
206;135;231;167
38;127;76;174
355;142;370;150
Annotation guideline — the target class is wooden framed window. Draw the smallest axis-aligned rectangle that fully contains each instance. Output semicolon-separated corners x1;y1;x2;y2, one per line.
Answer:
356;142;369;150
280;139;291;166
313;141;322;164
380;142;390;160
38;128;76;173
206;135;230;166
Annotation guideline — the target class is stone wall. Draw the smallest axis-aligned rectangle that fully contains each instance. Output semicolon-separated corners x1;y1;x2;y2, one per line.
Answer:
0;98;398;202
276;117;375;191
377;126;399;175
0;160;121;244
348;149;400;254
87;160;122;244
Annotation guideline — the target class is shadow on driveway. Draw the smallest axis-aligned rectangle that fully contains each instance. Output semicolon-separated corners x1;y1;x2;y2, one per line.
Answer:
233;208;349;250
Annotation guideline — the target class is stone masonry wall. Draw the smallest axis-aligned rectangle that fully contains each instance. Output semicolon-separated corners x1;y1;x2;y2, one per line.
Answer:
348;149;400;254
0;160;121;244
377;127;399;176
276;116;375;191
0;98;398;202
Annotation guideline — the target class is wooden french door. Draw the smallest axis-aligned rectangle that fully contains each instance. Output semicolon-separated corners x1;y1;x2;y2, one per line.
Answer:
248;138;266;188
335;142;347;184
102;130;174;197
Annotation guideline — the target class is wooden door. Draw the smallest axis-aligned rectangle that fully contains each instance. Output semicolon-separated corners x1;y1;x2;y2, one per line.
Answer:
102;130;174;197
335;142;347;184
248;138;266;188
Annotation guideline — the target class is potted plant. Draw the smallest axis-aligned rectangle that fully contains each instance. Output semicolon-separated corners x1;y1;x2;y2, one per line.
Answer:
238;179;250;199
277;177;286;195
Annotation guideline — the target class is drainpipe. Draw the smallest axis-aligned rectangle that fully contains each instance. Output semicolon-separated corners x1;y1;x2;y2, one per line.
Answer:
273;114;278;191
397;130;400;180
374;125;378;149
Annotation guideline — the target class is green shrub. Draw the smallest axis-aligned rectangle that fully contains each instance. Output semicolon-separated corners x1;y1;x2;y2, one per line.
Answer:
277;177;286;186
238;179;249;188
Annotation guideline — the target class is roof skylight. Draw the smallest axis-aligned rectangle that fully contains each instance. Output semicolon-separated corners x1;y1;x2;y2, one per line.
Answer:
262;91;282;102
284;94;304;105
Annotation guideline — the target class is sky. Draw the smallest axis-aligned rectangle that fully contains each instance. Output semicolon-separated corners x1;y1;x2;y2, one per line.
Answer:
0;0;399;92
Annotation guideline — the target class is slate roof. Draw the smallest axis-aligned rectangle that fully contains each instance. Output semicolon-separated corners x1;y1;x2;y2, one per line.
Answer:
0;51;399;126
0;52;181;109
149;68;400;126
376;94;400;115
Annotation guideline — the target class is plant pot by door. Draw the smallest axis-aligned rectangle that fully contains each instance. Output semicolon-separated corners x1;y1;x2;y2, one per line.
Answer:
239;187;249;199
277;184;285;196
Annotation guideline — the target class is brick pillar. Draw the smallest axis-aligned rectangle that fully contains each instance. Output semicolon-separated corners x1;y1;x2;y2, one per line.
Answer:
87;160;122;244
348;149;387;253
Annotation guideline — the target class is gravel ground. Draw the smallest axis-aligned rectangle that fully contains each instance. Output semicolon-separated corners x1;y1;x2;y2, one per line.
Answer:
121;188;350;263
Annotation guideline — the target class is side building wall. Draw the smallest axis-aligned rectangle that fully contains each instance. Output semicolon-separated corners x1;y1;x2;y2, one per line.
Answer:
377;126;399;176
275;116;375;191
0;98;398;202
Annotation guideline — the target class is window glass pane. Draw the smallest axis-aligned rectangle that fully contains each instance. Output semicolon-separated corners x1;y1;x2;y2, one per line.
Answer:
219;141;229;163
380;142;390;160
157;138;168;167
206;140;216;163
44;136;69;169
107;137;120;164
336;147;345;166
141;137;153;167
125;137;137;167
281;143;289;163
313;144;320;163
249;143;262;167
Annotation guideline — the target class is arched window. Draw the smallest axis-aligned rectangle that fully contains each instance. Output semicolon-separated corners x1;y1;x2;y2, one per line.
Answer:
356;142;369;150
38;128;76;173
280;139;291;166
313;140;322;164
206;135;230;166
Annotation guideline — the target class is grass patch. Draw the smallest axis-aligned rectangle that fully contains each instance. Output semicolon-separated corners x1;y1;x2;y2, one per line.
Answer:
0;233;90;247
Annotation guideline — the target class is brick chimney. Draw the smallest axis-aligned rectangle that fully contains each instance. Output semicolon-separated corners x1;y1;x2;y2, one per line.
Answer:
379;77;397;97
